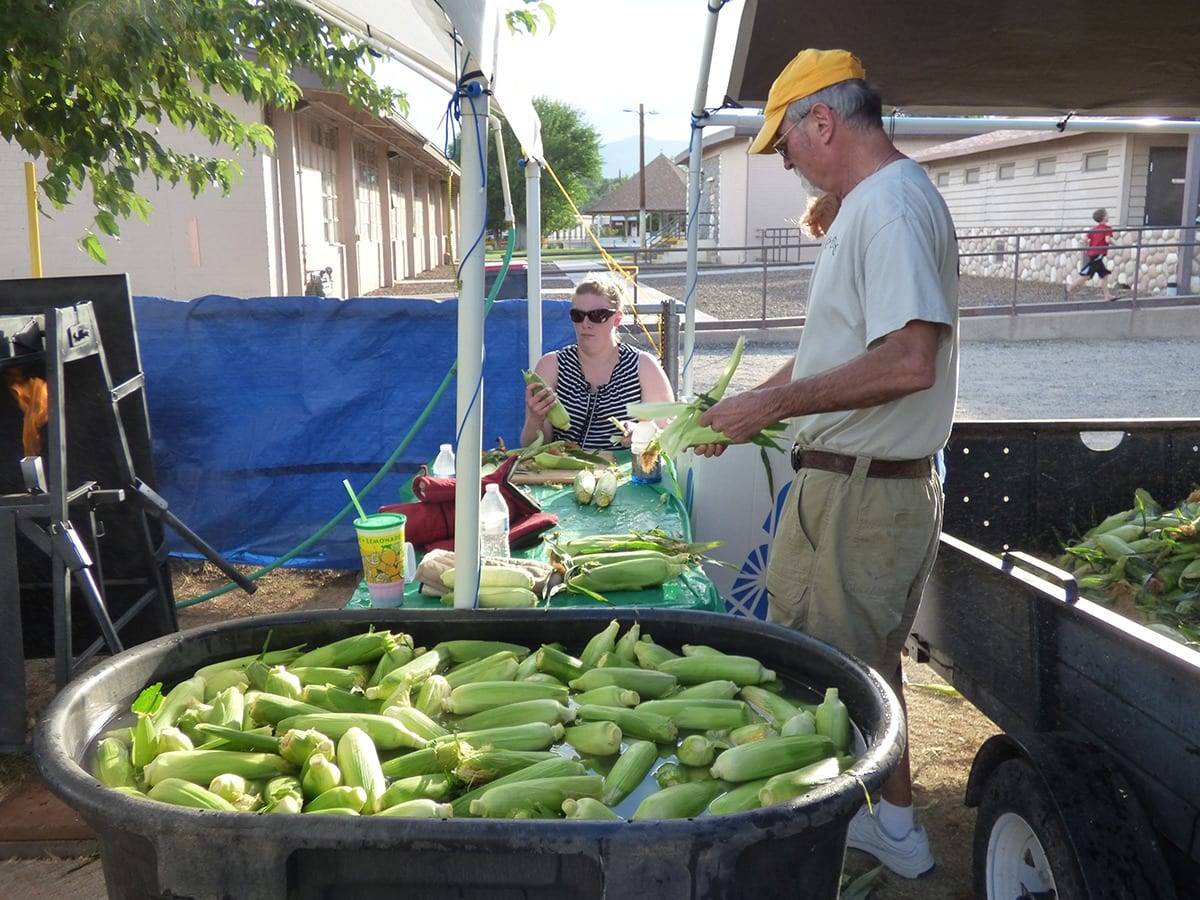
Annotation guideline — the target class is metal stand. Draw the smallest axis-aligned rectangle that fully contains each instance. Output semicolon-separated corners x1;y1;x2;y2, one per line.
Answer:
0;302;254;752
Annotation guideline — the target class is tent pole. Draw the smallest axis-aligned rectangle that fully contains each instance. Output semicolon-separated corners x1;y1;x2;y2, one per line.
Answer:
683;0;723;397
526;160;543;368
453;77;490;609
702;111;1200;134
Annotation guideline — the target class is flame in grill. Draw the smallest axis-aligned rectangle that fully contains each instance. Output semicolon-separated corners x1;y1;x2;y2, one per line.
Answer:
4;369;49;456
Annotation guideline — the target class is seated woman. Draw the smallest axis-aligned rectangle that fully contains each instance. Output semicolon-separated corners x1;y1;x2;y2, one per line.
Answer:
521;274;674;451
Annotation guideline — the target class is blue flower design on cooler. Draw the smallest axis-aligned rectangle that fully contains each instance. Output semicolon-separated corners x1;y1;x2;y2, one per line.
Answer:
727;480;792;620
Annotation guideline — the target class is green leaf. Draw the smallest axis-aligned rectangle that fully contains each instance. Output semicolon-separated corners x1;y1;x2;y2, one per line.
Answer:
95;211;120;236
79;233;108;264
131;682;164;716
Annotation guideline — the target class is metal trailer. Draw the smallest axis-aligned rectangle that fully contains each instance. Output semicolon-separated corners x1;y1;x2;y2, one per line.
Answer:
910;419;1200;899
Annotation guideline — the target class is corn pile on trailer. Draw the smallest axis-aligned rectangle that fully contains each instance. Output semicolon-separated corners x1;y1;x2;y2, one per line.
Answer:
35;608;904;899
907;419;1200;898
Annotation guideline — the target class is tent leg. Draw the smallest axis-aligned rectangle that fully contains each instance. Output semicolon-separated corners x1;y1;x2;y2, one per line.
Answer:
526;160;543;369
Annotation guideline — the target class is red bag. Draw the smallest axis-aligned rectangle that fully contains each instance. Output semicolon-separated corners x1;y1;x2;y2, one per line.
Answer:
380;455;557;551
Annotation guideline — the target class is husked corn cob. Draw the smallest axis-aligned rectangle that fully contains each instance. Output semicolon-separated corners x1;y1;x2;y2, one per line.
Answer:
337;727;387;813
195;723;281;754
278;728;335;766
562;797;623;820
156;726;194;754
451;757;586;816
376;799;454;818
148;777;237;812
468;775;603;818
536;645;585;683
444;680;569;715
575;686;640;708
781;712;817;736
709;735;834;783
440;587;541;609
758;757;842;807
579;620;621;668
441;565;535;591
414;675;452;719
635;699;750;731
433;640;531;664
730;722;777;745
632;638;679;669
707;778;770;815
657;654;775;686
574;469;596;504
378;773;457;809
569;667;678;699
672;680;740;700
143;750;295;787
600;739;657;806
814;688;850;752
739;685;800;729
305;785;368;813
523;370;571;430
445;651;520;689
452;749;559;785
301;752;342;799
276;713;426;751
632;780;726;820
576;705;677;743
612;623;641;662
291;630;394;669
457;699;574;731
592;469;619;508
95;738;135;789
563;721;623;756
435;722;566;752
302;684;379;715
384;704;450;740
677;735;717;768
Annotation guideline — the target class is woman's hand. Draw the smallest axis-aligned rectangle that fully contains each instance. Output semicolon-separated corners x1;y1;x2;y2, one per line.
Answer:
525;381;558;424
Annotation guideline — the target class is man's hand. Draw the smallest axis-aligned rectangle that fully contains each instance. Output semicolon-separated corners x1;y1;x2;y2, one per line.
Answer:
696;389;780;445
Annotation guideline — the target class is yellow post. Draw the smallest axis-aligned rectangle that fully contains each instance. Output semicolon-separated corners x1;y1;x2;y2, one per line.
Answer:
24;161;43;277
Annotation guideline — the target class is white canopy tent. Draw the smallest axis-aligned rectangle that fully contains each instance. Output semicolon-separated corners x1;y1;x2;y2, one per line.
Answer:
295;0;547;608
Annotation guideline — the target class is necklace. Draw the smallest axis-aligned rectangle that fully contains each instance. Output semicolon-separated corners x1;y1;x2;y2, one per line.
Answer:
869;149;904;178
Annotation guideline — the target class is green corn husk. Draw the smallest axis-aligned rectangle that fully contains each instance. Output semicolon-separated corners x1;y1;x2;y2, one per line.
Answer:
600;739;658;806
204;685;246;731
708;778;770;815
681;644;725;657
264;775;304;803
758;757;842;807
814;688;850;753
208;773;259;810
451;757;586;816
710;735;835;783
444;680;569;715
276;714;427;751
536;645;586;682
677;735;717;768
194;647;305;682
632;780;727;820
148;777;237;812
556;531;722;558
781;712;817;736
568;558;688;598
739;685;800;729
579;620;622;668
156;726;194;754
433;640;531;664
515;652;541;680
202;669;249;701
378;773;457;809
568;667;678;699
95;738;135;789
193;724;281;754
524;369;571;430
143;750;296;787
654;762;687;788
729;722;778;746
367;633;416;687
301;752;342;799
445;652;520;689
468;775;603;819
532;451;592;471
457;699;574;732
245;660;272;692
380;746;449;780
376;799;454;818
383;704;450;740
522;673;565;686
175;706;211;745
635;699;750;731
438;588;541;609
576;705;677;743
293;667;366;691
131;714;159;769
612;623;642;662
575;686;640;708
304;806;360;816
99;725;135;747
248;693;326;726
597;652;640;669
264;667;303;701
291;630;394;669
278;728;336;767
632;638;680;669
434;722;566;752
672;680;740;700
452;749;559;786
302;685;379;715
414;675;452;719
337;727;387;813
563;721;623;756
262;792;303;814
562;797;623;820
153;677;206;729
369;649;447;698
657;654;775;686
304;785;368;813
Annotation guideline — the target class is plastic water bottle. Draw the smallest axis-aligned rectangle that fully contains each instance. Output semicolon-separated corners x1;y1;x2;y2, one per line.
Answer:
432;443;456;476
479;483;511;559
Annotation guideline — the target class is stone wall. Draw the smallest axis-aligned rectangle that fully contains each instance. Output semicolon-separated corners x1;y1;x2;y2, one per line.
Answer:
957;227;1200;296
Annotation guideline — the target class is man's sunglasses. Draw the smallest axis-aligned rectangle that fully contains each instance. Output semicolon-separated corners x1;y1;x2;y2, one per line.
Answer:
570;308;617;324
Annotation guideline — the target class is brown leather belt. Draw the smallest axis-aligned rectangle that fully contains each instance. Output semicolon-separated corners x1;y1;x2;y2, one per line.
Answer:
791;447;931;479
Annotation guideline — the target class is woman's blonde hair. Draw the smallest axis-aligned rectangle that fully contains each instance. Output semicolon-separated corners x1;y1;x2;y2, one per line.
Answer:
573;273;626;313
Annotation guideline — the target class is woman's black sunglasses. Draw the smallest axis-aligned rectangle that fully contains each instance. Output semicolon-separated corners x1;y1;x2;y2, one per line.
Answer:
570;308;617;324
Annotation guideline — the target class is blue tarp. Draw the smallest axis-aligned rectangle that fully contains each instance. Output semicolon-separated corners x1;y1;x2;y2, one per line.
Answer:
133;295;575;569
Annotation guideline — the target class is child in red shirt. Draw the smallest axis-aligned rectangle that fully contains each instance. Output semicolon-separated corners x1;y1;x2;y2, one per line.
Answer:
1067;208;1116;300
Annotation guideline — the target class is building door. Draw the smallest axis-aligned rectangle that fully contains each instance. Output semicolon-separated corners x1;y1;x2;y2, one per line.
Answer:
354;141;383;293
298;120;344;296
1145;147;1187;226
389;159;407;281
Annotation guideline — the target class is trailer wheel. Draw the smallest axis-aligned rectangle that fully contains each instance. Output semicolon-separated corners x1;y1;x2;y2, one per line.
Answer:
973;758;1087;900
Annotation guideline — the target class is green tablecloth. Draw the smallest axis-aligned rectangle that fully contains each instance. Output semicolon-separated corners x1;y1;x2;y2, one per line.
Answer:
347;453;723;612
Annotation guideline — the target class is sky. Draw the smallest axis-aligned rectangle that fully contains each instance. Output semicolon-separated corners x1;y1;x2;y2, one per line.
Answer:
372;0;746;154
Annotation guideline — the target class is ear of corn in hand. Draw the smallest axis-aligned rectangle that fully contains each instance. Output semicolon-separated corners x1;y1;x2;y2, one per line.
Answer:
523;370;571;430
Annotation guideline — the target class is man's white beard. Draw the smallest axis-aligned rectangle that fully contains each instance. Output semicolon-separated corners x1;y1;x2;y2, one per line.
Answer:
794;167;819;197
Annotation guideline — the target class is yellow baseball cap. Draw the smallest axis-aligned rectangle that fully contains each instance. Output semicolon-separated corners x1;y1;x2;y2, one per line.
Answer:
748;49;867;154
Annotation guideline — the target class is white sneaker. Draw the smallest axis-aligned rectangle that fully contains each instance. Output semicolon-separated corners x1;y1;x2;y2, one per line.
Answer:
845;806;935;879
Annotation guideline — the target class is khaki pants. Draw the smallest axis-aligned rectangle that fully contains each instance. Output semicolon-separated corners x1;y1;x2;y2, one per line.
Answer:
765;456;943;691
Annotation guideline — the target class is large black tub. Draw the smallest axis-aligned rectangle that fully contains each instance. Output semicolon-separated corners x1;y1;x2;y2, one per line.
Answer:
36;609;904;899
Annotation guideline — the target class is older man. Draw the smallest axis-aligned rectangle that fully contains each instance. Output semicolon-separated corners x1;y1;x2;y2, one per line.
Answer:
697;49;958;878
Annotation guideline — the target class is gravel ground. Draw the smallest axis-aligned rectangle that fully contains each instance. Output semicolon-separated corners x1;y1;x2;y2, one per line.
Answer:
650;270;1121;320
690;338;1200;420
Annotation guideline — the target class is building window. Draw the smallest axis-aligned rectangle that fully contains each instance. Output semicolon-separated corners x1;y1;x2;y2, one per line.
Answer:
308;123;340;244
964;168;981;184
936;172;949;187
354;141;381;243
997;162;1016;180
1035;156;1057;176
1083;150;1109;172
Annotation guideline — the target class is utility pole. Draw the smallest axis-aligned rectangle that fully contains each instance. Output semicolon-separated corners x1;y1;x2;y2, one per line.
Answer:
623;104;659;248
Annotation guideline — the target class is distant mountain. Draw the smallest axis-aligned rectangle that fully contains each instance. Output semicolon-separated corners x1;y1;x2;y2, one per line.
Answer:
601;136;689;179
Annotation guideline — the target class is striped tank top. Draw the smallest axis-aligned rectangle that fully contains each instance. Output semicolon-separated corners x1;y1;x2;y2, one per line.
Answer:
552;343;642;450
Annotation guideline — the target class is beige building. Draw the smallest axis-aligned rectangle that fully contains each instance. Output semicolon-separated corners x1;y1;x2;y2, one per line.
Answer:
2;76;458;299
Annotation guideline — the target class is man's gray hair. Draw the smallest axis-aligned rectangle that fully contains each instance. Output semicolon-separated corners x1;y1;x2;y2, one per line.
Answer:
785;79;883;131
